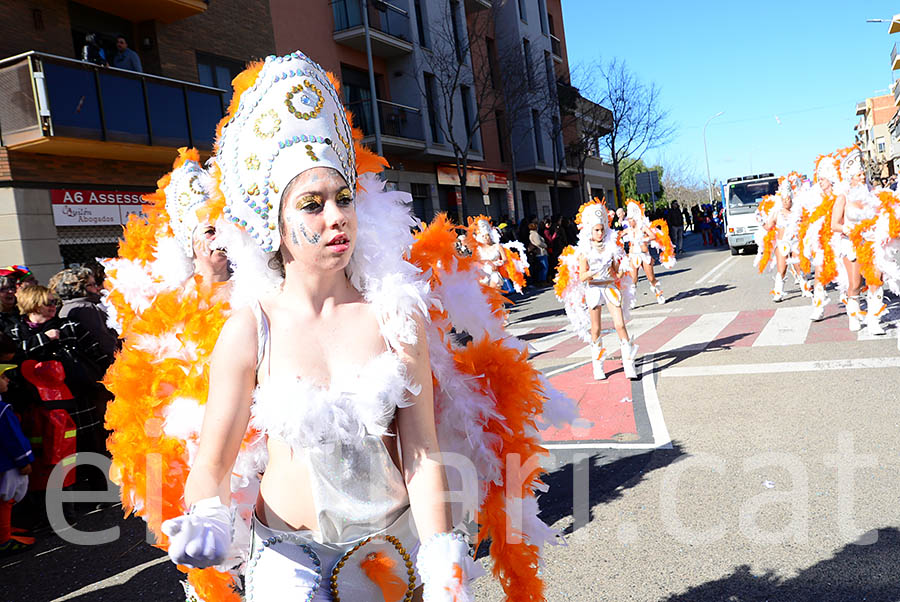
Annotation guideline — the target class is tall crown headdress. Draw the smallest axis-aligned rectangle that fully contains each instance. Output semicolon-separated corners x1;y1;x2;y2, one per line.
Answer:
216;51;357;253
163;150;215;257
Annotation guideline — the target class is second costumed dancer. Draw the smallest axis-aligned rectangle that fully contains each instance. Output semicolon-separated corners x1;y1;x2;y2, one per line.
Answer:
554;199;639;380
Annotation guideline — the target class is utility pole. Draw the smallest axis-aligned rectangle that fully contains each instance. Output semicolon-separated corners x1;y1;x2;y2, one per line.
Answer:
703;111;724;204
362;0;383;157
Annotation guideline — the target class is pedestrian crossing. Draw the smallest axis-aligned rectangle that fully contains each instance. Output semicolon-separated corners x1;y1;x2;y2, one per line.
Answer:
513;302;900;361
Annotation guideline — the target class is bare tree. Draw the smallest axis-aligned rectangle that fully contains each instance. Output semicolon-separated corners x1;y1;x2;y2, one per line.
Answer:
415;2;532;222
658;155;708;208
564;63;613;204
596;58;675;206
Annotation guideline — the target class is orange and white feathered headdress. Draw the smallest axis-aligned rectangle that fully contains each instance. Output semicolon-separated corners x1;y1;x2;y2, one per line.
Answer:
625;198;646;222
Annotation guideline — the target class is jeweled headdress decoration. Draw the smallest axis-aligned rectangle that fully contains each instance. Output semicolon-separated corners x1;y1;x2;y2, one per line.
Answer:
164;152;215;256
216;51;357;253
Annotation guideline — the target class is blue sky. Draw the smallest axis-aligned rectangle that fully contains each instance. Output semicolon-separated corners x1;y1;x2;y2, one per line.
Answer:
561;1;899;185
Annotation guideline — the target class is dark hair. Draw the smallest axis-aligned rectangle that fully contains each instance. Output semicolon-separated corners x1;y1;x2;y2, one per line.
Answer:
116;34;127;42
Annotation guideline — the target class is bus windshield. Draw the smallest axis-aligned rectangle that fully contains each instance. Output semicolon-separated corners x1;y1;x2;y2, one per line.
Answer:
727;179;778;209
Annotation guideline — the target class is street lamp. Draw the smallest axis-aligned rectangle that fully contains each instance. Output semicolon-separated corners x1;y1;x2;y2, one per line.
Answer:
703;111;724;204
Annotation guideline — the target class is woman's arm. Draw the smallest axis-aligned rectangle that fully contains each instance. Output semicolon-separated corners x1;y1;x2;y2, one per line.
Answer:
831;195;847;234
182;308;258;507
395;315;452;543
578;254;594;283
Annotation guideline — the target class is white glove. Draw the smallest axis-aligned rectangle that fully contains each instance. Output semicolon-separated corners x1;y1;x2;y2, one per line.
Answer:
161;497;233;569
416;532;482;602
0;468;28;503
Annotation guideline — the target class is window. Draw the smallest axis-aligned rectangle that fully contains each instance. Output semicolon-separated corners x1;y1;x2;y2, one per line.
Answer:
414;0;428;48
548;12;556;36
538;0;548;34
518;0;527;22
411;182;433;221
424;72;442;143
486;37;499;88
196;53;245;106
450;1;464;63
341;65;381;136
460;85;473;134
877;137;886;153
544;50;554;93
532;109;543;162
523;38;533;86
495;110;507;162
552;115;563;161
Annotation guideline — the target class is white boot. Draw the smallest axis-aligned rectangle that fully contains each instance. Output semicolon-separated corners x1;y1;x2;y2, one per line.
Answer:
651;284;666;305
800;278;813;298
865;288;886;335
591;341;607;380
620;338;639;380
810;284;827;321
846;297;863;332
772;276;784;302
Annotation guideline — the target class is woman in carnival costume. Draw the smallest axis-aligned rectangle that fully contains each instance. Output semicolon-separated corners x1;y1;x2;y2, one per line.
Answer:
830;147;887;335
554;199;638;380
622;200;676;305
147;50;577;602
468;216;529;293
798;151;845;322
755;173;807;302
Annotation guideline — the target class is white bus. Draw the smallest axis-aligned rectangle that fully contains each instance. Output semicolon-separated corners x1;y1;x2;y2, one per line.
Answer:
723;173;779;255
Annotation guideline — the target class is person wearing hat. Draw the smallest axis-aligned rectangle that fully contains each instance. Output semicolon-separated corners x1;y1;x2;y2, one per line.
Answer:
0;363;35;556
0;273;22;339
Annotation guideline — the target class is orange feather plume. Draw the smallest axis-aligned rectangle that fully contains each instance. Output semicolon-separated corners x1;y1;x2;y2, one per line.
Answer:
360;551;408;602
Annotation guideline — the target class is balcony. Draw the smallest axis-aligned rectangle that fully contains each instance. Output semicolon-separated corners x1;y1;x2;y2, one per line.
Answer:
332;0;414;57
893;43;900;71
0;51;225;163
73;0;207;24
891;14;900;34
550;34;562;62
895;82;900;107
346;99;426;153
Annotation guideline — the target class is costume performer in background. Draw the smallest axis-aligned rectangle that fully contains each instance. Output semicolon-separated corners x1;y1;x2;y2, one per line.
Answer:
554;200;638;380
468;216;529;293
623;200;676;305
831;147;886;334
798;151;845;322
129;51;580;602
755;174;805;302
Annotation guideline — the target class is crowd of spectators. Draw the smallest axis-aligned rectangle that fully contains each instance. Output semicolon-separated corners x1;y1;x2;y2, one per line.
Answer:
0;264;118;557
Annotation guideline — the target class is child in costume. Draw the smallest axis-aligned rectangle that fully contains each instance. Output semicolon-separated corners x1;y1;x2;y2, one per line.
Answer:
554;200;639;380
468;216;529;293
622;200;675;305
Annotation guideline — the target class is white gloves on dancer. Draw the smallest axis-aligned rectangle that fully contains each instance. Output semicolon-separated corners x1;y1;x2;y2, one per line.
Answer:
416;532;482;602
161;496;233;569
0;468;28;503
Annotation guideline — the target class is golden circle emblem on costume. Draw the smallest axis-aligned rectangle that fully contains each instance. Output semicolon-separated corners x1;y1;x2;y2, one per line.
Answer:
253;109;281;139
188;174;205;195
178;191;192;207
285;80;325;121
245;154;260;171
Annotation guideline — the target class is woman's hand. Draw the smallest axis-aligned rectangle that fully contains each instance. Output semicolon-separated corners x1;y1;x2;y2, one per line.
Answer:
45;329;60;340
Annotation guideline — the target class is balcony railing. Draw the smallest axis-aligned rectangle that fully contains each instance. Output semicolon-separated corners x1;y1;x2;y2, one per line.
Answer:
0;51;225;159
346;99;425;146
893;42;900;71
332;0;412;48
895;82;900;107
550;34;562;61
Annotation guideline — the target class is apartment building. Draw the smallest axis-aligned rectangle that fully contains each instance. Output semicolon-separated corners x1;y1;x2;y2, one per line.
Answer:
854;94;897;180
0;0;275;280
272;0;612;224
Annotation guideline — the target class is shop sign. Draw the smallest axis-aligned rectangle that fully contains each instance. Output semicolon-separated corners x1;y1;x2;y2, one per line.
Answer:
436;166;508;188
51;189;149;226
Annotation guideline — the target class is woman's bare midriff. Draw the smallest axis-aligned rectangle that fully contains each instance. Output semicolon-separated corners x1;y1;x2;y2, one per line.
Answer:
255;428;403;531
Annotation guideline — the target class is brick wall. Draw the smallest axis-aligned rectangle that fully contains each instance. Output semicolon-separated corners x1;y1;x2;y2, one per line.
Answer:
156;0;276;83
0;0;74;59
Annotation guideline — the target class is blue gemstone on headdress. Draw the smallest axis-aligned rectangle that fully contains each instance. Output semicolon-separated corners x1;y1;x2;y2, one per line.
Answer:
249;201;256;208
254;207;261;214
277;56;283;63
286;139;292;147
240;220;247;226
293;135;299;143
279;141;285;149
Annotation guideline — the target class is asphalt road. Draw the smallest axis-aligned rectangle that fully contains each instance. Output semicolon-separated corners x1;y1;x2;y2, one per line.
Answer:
4;229;900;601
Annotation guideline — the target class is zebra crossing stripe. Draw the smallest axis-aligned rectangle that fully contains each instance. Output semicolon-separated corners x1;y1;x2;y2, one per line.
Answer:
752;306;812;347
655;311;739;353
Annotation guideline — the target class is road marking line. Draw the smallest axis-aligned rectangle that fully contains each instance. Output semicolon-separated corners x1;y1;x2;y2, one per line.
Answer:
530;329;578;353
695;256;736;285
655;311;739;353
544;360;590;377
50;556;170;601
661;356;900;378
542;360;672;450
753;306;812;346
